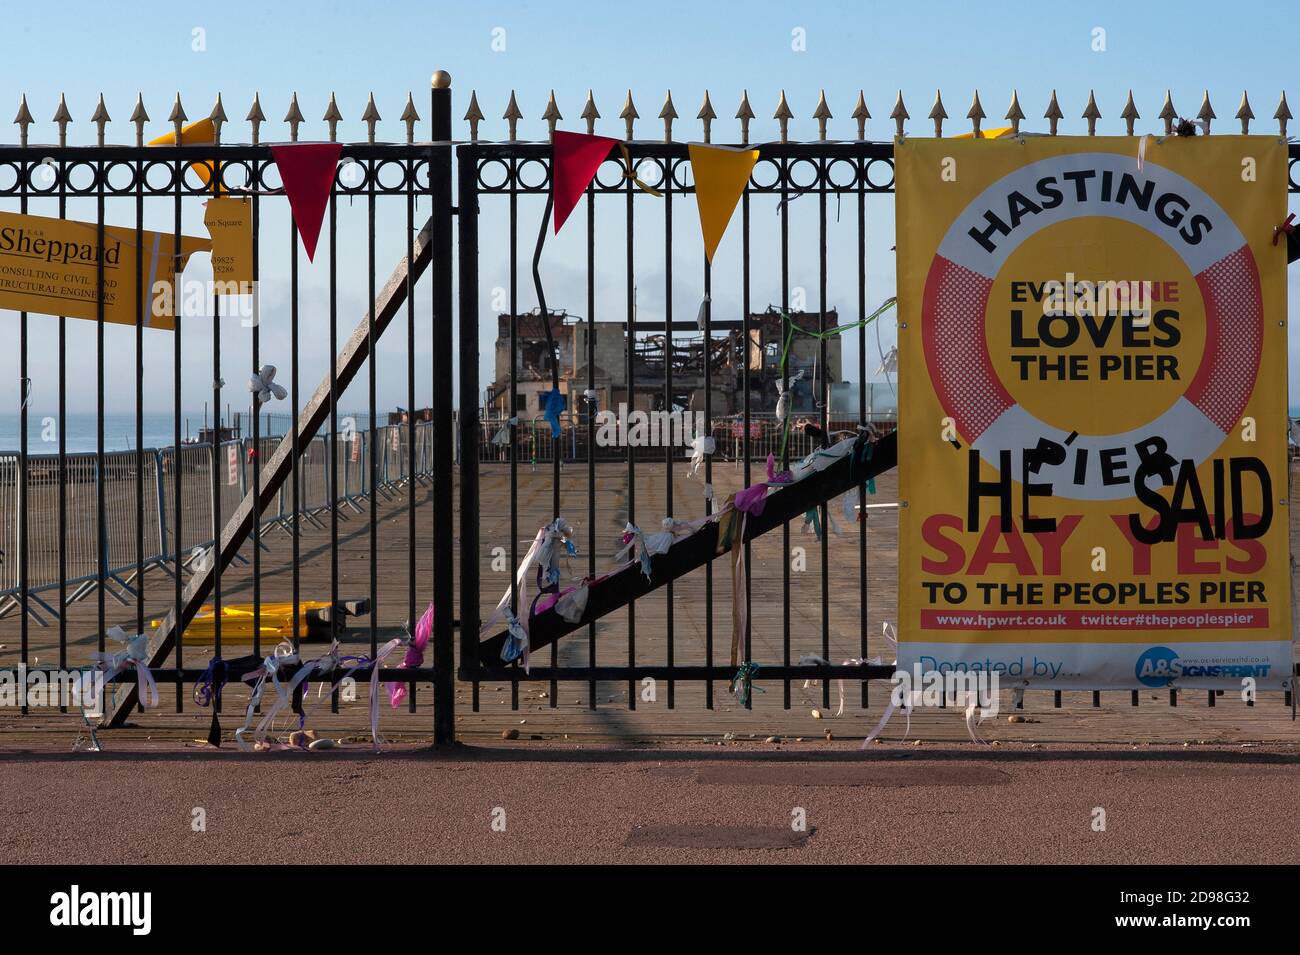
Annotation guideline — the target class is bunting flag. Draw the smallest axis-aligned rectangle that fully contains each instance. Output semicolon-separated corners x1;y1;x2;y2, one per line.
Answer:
688;143;760;262
270;143;343;261
148;117;219;188
552;130;619;233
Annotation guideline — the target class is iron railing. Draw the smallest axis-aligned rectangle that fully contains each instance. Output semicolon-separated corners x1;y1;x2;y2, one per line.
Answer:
1;77;1297;743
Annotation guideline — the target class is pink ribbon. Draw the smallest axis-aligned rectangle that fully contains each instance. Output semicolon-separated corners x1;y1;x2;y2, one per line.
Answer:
389;602;433;707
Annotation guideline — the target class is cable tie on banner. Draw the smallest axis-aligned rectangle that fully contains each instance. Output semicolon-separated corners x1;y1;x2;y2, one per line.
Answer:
618;144;662;197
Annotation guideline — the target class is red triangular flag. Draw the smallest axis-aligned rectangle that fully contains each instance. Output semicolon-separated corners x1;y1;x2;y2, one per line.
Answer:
552;131;619;234
271;143;343;261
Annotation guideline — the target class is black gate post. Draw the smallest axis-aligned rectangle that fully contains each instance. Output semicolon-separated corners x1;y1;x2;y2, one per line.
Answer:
457;144;481;686
430;70;456;745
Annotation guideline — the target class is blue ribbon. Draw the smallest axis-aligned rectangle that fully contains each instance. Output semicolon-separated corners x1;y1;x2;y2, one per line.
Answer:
542;389;566;438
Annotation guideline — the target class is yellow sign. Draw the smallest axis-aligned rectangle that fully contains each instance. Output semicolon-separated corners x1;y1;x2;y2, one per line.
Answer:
0;210;210;330
896;135;1291;689
204;197;253;286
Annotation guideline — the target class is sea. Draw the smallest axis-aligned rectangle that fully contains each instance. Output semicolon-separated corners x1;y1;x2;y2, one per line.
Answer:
0;411;288;454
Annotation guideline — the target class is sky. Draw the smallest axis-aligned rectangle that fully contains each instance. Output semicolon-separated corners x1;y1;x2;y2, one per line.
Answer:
0;0;1296;428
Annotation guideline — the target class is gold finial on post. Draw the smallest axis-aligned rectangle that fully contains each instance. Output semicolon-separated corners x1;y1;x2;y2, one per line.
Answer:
284;92;304;142
1120;90;1139;136
168;92;186;143
463;91;483;142
851;91;869;141
130;94;149;147
431;70;451;90
402;93;420;144
736;90;754;144
246;92;265;145
659;90;677;142
1159;90;1177;136
362;93;381;144
1236;91;1253;135
53;94;73;147
1197;90;1215;134
209;93;227;144
14;95;33;148
503;91;522;141
91;94;110;147
928;90;946;137
542;90;562;142
813;90;832;141
1044;90;1063;136
697;91;716;143
581;90;599;136
774;90;793;143
890;90;908;139
1275;91;1291;137
1082;90;1101;136
323;92;342;142
1005;90;1024;136
620;90;638;141
967;90;985;137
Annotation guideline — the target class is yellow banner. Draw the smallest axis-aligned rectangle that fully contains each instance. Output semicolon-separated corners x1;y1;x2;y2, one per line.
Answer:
0;210;210;330
896;135;1291;689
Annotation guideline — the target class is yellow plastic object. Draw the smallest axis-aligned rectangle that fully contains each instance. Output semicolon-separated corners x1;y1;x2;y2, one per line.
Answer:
152;601;334;643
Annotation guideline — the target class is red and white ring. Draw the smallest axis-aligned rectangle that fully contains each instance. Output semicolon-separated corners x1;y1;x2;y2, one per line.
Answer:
920;152;1262;501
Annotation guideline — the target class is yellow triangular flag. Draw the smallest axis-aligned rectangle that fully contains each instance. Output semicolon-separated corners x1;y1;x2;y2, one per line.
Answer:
148;118;219;188
689;143;760;262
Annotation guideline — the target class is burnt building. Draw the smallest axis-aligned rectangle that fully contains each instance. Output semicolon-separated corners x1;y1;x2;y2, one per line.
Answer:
485;307;842;418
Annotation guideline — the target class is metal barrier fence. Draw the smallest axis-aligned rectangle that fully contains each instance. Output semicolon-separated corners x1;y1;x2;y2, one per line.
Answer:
474;411;897;464
0;422;435;622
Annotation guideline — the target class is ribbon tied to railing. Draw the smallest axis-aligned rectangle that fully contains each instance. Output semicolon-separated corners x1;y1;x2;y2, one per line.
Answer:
94;626;159;710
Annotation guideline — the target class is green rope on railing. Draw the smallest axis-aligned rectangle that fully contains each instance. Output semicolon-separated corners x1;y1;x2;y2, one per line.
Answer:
776;297;897;462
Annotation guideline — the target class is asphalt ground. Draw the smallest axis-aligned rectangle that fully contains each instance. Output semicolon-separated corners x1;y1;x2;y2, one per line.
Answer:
2;740;1296;865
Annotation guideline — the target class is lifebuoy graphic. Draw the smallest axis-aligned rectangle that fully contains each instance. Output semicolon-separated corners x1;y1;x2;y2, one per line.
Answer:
920;152;1262;501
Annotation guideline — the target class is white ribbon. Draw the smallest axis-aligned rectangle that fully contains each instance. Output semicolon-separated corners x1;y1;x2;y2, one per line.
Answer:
482;517;573;641
252;644;340;746
248;365;287;405
1137;133;1151;172
774;370;804;423
366;637;404;752
696;295;709;332
234;641;296;752
881;621;898;656
799;654;882;717
964;701;989;745
614;522;654;580
554;583;589;624
94;626;159;710
861;690;915;749
687;435;715;478
492;417;518;447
